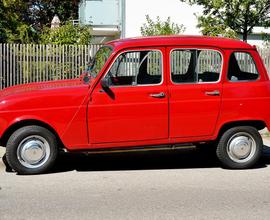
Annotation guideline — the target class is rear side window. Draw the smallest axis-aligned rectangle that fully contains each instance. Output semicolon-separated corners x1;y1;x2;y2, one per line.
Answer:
228;52;259;81
171;49;222;83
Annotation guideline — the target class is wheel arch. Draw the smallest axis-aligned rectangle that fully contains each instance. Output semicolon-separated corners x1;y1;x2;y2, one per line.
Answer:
216;120;266;141
0;119;65;149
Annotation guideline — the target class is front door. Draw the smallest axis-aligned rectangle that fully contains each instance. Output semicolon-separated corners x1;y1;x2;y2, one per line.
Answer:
88;47;168;144
168;47;223;138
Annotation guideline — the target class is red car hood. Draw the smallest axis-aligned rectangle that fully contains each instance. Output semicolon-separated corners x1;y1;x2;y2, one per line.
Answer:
0;78;94;112
1;79;85;97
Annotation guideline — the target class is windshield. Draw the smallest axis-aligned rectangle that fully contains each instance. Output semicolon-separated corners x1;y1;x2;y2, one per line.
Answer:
87;46;113;79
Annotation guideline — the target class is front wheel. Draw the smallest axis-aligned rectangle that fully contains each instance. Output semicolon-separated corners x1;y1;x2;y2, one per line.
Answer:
6;125;58;174
216;126;263;169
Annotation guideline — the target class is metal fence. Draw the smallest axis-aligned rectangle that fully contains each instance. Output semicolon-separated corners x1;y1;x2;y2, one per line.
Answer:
0;44;101;89
0;43;270;89
258;48;270;72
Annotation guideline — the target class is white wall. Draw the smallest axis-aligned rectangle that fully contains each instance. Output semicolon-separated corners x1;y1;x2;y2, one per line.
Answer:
125;0;202;37
124;0;268;47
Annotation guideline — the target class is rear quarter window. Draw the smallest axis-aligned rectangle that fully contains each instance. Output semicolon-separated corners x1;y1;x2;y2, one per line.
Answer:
228;52;259;82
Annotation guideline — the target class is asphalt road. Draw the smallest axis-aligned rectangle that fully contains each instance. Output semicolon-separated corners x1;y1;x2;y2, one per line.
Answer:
1;139;270;220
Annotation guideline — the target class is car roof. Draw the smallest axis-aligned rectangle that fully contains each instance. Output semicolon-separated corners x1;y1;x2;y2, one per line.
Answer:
107;35;255;50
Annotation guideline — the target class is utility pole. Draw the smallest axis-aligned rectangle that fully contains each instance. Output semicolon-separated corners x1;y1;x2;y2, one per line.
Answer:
121;0;126;38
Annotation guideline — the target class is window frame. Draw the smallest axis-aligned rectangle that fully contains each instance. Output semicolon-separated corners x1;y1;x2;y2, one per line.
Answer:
169;48;224;85
227;51;260;83
102;48;164;88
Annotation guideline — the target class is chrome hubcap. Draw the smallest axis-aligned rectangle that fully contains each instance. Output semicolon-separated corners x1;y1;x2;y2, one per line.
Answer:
17;135;50;169
227;132;256;163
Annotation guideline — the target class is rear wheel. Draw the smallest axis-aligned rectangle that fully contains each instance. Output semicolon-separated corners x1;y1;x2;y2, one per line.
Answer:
6;125;58;174
216;126;262;169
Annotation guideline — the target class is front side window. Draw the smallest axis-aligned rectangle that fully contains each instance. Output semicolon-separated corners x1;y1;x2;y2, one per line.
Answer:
104;50;162;86
228;52;259;81
171;49;222;83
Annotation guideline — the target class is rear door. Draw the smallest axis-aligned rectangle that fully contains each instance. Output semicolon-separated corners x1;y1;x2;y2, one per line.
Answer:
168;46;223;138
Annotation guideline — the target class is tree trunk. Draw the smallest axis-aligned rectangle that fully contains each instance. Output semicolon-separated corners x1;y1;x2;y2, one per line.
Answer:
242;30;248;42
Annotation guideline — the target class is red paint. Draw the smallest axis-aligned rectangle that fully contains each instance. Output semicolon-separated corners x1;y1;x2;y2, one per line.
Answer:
0;36;269;151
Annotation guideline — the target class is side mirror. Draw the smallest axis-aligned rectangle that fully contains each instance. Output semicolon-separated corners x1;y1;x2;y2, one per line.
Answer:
100;77;115;100
80;72;91;84
100;78;110;89
82;75;91;84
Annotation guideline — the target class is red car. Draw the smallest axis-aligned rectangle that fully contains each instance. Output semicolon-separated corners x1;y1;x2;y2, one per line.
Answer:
2;36;270;174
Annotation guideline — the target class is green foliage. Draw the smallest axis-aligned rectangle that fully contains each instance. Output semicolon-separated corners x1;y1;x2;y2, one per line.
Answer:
0;0;80;43
6;24;37;44
262;34;270;47
90;47;112;77
197;15;238;39
27;0;80;31
0;1;7;42
0;0;38;43
40;22;92;45
181;0;270;41
140;15;185;36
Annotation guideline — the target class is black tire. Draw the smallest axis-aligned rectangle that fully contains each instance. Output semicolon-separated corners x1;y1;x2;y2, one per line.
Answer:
6;125;58;174
216;126;263;169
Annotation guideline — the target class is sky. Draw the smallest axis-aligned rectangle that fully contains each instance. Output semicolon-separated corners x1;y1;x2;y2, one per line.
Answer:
125;0;203;37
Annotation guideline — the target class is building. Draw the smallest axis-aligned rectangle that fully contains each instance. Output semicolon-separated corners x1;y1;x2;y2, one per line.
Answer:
79;0;125;43
245;27;270;47
78;0;269;46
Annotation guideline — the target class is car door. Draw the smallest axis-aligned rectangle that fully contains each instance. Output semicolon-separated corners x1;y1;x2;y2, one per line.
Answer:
88;47;169;144
168;46;223;138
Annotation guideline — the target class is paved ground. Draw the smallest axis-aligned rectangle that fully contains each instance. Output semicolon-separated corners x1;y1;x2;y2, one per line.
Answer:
1;138;270;220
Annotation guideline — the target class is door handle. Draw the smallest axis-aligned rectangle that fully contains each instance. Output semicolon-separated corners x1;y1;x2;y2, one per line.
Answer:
205;90;220;96
149;92;166;98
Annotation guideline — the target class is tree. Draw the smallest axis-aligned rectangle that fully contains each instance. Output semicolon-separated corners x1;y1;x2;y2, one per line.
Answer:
26;0;80;32
196;14;238;39
40;22;92;45
0;0;80;43
0;0;37;43
140;15;185;36
181;0;270;41
0;1;7;42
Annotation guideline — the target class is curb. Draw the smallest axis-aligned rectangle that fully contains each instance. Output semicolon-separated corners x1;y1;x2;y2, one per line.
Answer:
263;138;270;147
0;147;5;158
260;128;270;137
0;147;6;171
